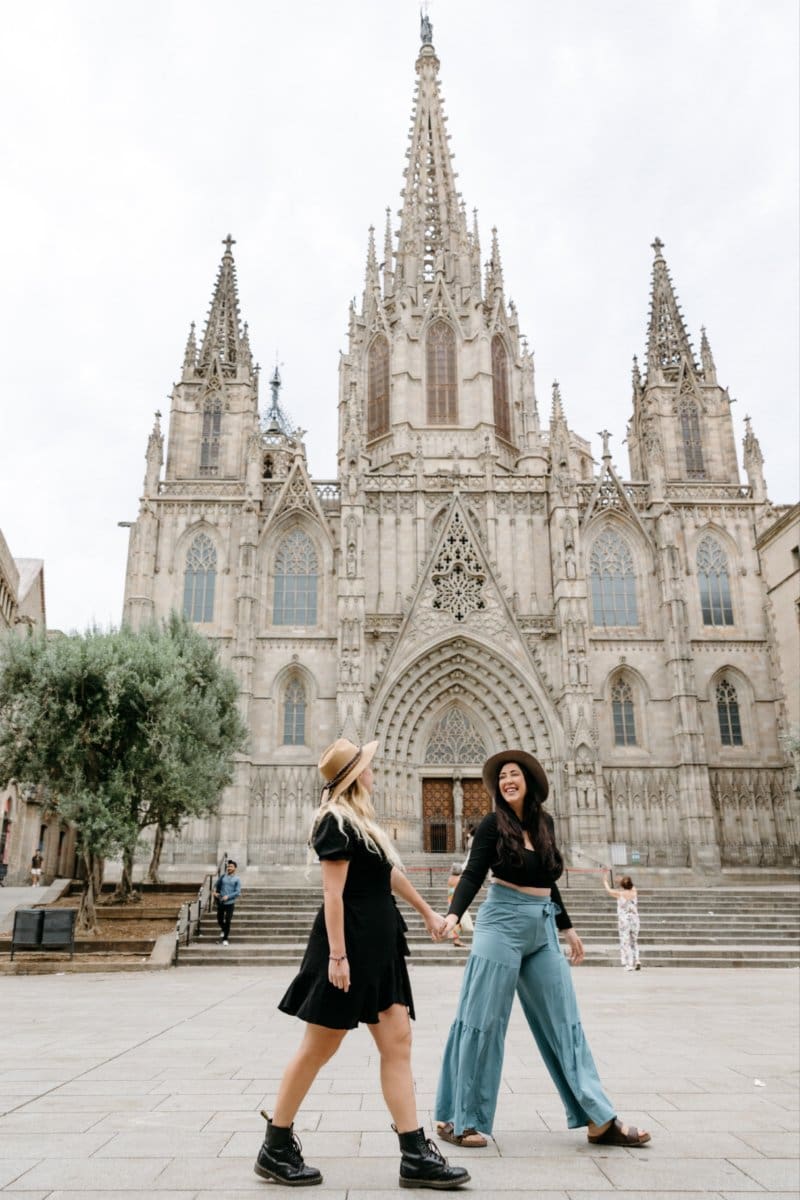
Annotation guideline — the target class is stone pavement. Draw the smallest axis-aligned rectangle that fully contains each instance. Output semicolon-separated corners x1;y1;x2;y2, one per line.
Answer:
0;965;797;1199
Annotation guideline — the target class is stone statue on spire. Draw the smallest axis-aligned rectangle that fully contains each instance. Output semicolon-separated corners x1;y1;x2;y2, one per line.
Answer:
420;7;433;45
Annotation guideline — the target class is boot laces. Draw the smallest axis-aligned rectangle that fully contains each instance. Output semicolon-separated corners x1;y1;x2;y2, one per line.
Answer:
284;1131;305;1167
424;1135;445;1163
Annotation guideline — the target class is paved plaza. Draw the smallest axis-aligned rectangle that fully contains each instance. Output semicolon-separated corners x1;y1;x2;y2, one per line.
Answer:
0;964;797;1199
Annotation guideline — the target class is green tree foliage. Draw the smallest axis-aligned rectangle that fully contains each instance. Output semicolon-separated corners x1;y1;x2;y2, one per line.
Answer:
0;616;246;929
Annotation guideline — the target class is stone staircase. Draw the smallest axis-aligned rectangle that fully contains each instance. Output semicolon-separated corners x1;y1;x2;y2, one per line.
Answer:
178;880;800;968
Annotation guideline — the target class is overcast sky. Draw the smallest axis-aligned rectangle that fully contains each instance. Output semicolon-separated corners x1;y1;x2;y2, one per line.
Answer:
1;0;797;634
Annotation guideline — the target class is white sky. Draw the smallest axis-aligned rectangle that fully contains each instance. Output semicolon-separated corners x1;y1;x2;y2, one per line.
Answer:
1;0;797;634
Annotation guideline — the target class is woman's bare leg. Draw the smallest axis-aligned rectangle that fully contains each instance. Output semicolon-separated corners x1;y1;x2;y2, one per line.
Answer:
272;1023;348;1126
367;1004;418;1133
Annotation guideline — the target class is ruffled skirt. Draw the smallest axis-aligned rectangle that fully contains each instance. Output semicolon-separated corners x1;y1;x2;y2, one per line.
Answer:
278;891;415;1029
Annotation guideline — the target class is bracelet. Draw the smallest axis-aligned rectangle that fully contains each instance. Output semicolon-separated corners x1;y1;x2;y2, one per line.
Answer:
329;954;347;963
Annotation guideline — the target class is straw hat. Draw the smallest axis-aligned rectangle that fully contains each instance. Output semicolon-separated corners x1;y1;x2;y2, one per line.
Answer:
318;738;378;801
482;749;549;801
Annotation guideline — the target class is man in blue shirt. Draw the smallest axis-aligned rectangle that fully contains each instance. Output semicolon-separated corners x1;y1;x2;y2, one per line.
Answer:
214;860;242;945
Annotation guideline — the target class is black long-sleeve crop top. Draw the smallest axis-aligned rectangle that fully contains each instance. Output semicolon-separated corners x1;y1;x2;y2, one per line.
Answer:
448;811;573;931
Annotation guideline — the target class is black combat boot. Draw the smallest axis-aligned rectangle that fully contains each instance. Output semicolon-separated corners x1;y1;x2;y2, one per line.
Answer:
396;1126;470;1189
254;1112;322;1187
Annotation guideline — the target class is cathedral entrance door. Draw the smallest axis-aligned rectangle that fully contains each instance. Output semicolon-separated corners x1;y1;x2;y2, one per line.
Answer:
462;778;491;845
422;778;454;853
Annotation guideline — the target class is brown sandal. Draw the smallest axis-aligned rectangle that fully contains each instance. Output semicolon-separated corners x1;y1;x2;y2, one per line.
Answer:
436;1122;488;1148
588;1118;650;1147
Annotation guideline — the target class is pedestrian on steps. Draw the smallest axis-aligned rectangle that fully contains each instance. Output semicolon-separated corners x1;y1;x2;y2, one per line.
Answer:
433;749;651;1152
602;870;641;971
254;737;469;1190
213;859;241;945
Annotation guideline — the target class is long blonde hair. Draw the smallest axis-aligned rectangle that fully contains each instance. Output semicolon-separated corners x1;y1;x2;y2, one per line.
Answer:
309;776;402;869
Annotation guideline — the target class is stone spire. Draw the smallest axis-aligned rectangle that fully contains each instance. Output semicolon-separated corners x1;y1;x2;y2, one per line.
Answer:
645;238;698;383
743;414;768;503
382;207;394;295
700;325;717;384
143;410;163;495
198;235;247;376
485;227;504;296
395;25;469;285
363;225;379;299
182;322;197;372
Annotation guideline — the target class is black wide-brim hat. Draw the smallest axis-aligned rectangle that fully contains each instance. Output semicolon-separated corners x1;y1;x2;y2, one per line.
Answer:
482;749;549;801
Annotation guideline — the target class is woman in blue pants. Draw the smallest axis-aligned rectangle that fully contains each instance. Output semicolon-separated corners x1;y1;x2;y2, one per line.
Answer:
434;749;651;1150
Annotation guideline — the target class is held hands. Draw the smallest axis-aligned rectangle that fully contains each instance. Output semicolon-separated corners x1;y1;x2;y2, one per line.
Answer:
564;928;585;966
433;913;460;943
423;908;449;941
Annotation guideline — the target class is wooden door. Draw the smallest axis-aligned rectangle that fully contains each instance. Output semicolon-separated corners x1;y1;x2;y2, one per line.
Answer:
422;778;454;853
462;778;491;847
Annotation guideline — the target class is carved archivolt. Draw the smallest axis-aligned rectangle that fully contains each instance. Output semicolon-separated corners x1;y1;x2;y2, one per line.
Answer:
371;637;556;774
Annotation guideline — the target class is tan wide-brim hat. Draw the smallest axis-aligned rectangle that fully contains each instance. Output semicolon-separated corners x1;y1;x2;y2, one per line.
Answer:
482;749;549;801
318;738;378;801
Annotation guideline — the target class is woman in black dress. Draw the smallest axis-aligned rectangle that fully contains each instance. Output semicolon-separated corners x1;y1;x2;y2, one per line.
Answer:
254;738;469;1190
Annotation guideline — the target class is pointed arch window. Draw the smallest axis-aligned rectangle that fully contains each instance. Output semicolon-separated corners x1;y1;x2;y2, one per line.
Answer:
611;679;637;746
183;533;217;623
716;679;743;746
697;535;734;626
200;396;222;476
367;335;390;440
491;335;511;440
680;398;705;479
282;677;307;745
590;530;639;627
273;530;318;625
426;320;457;424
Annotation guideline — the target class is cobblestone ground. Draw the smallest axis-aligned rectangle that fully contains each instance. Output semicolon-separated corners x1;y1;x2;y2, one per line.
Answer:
0;965;797;1198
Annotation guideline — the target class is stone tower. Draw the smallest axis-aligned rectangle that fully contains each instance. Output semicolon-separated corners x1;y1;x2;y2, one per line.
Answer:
121;18;797;871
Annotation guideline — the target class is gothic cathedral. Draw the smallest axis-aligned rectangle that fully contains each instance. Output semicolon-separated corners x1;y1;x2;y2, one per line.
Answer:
122;26;797;871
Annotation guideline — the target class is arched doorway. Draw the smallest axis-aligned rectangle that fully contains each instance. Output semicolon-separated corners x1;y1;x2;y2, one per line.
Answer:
421;707;491;853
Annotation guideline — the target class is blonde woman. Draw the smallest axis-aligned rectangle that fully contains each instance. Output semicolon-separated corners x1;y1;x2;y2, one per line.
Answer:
255;738;469;1190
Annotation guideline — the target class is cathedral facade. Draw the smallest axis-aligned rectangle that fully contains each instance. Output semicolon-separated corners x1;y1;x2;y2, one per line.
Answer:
122;28;797;872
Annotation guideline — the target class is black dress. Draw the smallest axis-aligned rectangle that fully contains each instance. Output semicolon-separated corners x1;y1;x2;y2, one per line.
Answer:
278;813;415;1030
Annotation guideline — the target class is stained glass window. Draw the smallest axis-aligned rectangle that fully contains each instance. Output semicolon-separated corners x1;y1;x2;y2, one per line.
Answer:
426;320;457;424
697;536;734;626
590;530;639;627
611;679;637;746
183;533;216;623
367;335;390;440
283;677;306;745
492;335;511;440
274;530;318;625
717;679;743;746
200;398;222;476
680;399;705;479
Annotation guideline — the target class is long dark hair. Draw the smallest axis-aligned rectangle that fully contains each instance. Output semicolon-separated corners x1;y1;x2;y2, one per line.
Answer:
493;763;563;877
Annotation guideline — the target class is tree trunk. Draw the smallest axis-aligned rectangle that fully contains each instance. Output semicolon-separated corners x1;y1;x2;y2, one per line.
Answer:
146;824;165;884
76;849;99;933
113;845;138;903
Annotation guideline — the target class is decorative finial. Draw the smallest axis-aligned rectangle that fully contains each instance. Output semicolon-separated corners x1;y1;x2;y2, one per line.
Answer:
222;233;236;254
598;429;612;458
420;4;433;45
651;236;664;258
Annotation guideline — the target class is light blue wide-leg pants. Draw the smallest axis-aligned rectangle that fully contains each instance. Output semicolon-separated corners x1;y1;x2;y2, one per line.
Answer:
435;884;616;1136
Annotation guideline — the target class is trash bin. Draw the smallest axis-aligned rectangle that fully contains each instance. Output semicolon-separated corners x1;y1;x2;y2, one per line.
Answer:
10;909;43;959
41;909;76;949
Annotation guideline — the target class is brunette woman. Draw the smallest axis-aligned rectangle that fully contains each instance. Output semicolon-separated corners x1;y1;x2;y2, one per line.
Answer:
434;749;650;1150
255;738;469;1190
603;870;641;970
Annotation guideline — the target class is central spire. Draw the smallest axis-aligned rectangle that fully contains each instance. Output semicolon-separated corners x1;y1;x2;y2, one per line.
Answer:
395;24;469;286
645;237;698;383
198;235;247;376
